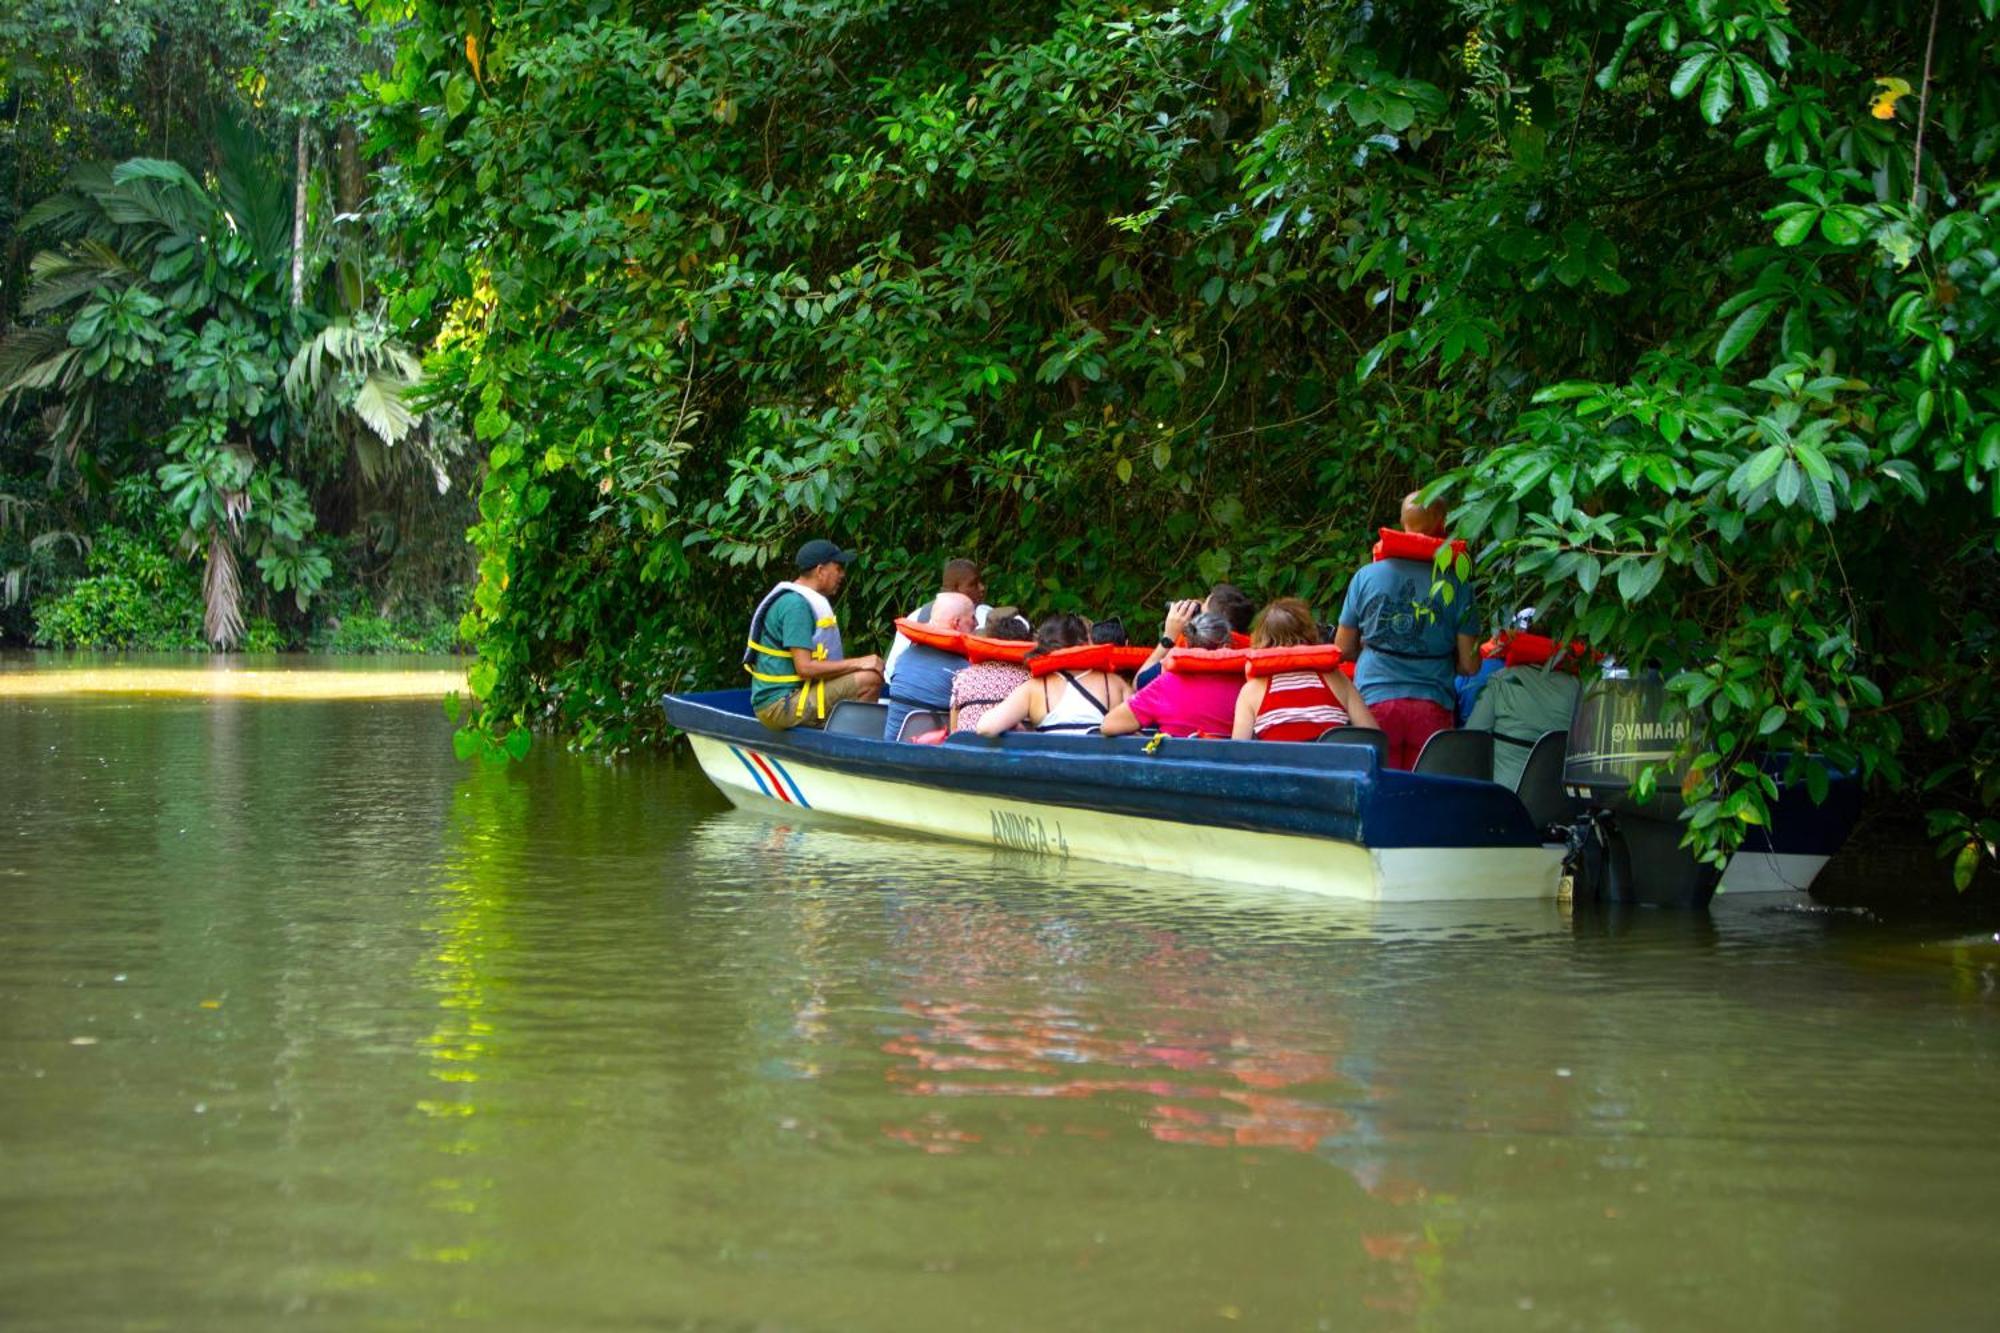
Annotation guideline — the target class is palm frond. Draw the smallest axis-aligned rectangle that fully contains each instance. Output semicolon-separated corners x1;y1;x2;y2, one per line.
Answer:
0;327;67;385
353;370;419;448
21;244;139;314
100;158;215;239
0;329;81;402
214;113;294;270
28;529;89;558
202;534;244;649
0;491;36;531
285;319;426;438
17;164;118;237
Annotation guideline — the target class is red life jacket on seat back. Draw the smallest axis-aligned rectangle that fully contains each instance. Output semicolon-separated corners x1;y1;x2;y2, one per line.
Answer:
1372;529;1470;565
1498;631;1591;671
1163;647;1250;675
963;636;1036;665
894;616;1034;665
1243;645;1345;679
1027;644;1153;678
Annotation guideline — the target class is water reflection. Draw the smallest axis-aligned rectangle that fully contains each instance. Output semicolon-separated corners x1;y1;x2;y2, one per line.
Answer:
6;691;2000;1332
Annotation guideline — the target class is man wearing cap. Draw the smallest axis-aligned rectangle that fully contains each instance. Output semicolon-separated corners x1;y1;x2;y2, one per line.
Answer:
743;540;885;730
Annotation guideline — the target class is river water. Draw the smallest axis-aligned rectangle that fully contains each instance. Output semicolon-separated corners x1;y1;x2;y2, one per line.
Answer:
3;674;1998;1330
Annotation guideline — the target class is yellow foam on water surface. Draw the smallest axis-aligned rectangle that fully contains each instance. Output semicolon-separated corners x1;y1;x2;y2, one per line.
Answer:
0;667;466;699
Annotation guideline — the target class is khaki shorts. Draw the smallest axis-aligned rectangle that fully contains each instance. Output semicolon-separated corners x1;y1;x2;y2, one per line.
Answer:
755;672;872;730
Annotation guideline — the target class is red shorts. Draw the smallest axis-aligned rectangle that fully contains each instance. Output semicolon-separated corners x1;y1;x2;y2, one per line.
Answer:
1370;698;1453;770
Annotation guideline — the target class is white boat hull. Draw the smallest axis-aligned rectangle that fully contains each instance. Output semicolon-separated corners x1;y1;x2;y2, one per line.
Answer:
690;734;1566;903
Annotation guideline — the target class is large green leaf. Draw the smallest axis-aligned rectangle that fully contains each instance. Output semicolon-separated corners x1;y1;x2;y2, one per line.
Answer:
1699;60;1736;124
1714;299;1776;366
1669;50;1719;99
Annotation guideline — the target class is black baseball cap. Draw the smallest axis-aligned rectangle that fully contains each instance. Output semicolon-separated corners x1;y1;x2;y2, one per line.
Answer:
795;539;856;569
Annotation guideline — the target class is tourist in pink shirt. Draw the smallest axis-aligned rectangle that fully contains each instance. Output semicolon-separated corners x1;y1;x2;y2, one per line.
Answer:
1100;613;1243;738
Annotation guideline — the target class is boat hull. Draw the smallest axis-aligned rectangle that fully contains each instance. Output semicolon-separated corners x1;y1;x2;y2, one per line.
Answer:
684;734;1563;904
667;690;1849;904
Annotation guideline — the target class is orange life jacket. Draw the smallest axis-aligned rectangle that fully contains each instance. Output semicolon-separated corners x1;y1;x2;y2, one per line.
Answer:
1163;647;1251;675
1498;631;1591;671
1027;643;1153;678
1243;645;1346;679
893;616;1034;665
1372;528;1471;565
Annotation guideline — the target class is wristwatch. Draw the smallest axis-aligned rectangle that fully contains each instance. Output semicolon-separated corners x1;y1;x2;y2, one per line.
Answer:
1157;635;1175;650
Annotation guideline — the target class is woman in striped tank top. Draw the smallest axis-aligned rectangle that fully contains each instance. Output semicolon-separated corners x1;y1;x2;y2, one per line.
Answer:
1231;597;1377;742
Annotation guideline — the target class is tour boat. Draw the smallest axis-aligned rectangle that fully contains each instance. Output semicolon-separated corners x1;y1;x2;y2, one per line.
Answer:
663;688;1858;905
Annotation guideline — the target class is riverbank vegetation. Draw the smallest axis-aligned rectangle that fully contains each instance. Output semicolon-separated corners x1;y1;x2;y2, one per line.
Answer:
6;1;2000;882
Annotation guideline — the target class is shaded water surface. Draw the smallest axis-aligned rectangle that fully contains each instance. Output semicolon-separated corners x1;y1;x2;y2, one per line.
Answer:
3;683;1997;1330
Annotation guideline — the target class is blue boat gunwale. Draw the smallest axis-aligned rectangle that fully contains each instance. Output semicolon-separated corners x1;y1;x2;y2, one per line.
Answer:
665;689;1546;850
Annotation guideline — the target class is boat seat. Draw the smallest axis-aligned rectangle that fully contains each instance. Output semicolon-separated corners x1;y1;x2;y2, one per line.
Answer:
825;699;892;738
1317;726;1390;766
895;709;944;742
1414;728;1494;780
1515;729;1577;831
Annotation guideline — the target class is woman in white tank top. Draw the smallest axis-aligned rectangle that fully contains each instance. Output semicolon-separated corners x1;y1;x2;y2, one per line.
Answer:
974;613;1131;736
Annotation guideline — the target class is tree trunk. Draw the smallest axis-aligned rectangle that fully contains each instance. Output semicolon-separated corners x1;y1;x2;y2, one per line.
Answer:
335;122;366;217
290;120;308;309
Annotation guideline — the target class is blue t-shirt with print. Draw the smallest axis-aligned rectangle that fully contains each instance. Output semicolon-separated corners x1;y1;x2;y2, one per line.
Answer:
1338;558;1477;710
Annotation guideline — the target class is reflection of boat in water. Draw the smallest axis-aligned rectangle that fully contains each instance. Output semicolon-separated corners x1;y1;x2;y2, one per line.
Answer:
665;685;1858;906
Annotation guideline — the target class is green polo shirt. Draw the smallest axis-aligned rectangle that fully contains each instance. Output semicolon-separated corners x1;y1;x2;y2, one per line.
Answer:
749;590;818;708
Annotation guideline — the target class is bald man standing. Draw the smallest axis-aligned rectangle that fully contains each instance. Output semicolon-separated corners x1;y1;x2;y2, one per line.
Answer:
880;591;977;741
1333;493;1480;769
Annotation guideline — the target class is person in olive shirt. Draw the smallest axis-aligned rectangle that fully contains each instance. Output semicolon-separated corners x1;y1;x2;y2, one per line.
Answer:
743;540;884;730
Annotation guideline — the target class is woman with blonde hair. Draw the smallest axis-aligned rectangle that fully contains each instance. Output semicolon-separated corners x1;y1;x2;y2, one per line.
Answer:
1232;598;1377;741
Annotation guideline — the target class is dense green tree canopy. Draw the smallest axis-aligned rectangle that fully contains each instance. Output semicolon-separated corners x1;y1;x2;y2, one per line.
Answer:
0;0;471;648
373;0;1994;874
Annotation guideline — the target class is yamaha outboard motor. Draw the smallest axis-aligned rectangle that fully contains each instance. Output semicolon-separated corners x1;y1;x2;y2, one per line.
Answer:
1562;673;1720;909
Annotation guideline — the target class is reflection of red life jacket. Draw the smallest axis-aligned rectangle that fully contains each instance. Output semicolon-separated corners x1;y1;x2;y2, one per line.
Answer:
1027;643;1154;678
893;616;1034;665
1372;528;1470;565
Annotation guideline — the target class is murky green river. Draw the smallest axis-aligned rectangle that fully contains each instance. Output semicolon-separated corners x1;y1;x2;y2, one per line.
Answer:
4;669;1998;1330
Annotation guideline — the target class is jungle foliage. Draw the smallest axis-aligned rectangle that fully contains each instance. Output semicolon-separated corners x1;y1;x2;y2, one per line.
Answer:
0;0;473;648
376;0;1997;877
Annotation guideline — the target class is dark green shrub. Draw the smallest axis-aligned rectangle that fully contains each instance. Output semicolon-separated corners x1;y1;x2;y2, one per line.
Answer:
31;530;204;649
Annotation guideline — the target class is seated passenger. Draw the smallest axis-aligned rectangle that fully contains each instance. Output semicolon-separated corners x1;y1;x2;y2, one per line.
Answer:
1134;584;1255;688
949;606;1032;733
744;539;885;730
882;557;987;692
975;613;1131;736
1101;612;1242;738
1231;598;1377;741
1090;617;1129;647
882;592;976;741
1456;608;1533;723
1467;623;1584;788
